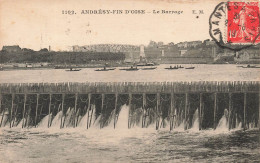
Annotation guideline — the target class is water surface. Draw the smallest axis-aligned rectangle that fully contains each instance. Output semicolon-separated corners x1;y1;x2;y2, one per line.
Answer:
0;127;259;163
0;64;259;83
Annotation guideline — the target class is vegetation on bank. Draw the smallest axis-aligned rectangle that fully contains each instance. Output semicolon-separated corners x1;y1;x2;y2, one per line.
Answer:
0;50;125;64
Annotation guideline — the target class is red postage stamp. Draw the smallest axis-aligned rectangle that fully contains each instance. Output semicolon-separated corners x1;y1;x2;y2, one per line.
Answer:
209;1;260;50
227;2;260;44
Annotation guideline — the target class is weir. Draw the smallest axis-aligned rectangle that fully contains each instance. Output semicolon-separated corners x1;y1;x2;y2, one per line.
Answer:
0;81;259;131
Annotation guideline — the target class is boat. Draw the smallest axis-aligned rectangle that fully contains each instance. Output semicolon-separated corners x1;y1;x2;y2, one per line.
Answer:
242;65;260;68
66;68;81;71
95;69;109;71
137;62;156;67
95;67;116;71
108;68;116;70
185;67;195;69
125;68;139;71
141;67;157;70
120;66;139;71
165;66;178;70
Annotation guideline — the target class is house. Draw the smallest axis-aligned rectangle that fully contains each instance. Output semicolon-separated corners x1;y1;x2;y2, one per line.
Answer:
177;41;202;48
2;45;22;53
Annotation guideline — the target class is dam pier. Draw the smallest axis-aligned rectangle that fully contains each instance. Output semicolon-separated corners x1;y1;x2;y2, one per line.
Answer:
0;81;259;130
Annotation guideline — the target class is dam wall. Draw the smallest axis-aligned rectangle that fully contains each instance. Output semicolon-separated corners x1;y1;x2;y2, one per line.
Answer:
0;81;259;131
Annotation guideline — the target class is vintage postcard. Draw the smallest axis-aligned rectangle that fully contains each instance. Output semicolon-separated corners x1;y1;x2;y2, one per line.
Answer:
0;0;259;162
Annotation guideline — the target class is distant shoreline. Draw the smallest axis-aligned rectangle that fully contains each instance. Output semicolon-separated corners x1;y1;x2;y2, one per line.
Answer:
1;62;260;71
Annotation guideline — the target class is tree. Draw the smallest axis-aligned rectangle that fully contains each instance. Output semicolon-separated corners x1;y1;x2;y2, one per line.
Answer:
39;48;48;52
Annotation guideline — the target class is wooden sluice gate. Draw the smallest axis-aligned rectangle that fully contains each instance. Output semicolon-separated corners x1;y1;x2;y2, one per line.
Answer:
0;81;259;130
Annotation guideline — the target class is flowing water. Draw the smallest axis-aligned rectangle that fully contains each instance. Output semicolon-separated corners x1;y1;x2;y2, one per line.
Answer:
0;64;259;162
190;109;199;132
0;105;259;163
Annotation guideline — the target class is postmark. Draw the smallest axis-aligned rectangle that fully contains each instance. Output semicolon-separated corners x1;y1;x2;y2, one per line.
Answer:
209;2;260;51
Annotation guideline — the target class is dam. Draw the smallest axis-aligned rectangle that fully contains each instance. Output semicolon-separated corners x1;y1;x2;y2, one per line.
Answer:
0;81;259;131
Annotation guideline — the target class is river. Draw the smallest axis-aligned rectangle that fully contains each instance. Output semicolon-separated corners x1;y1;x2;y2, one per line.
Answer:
0;64;259;162
0;64;259;83
0;105;259;162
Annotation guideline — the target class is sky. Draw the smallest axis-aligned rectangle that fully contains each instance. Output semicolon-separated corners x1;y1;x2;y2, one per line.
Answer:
0;0;222;51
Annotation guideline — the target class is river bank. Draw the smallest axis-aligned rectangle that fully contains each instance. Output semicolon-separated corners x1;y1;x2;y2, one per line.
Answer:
1;62;259;71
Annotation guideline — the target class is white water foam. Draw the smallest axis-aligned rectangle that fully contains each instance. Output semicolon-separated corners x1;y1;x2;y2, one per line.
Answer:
216;109;229;133
0;111;9;128
50;111;62;128
189;109;199;132
175;121;185;132
115;104;129;130
78;111;88;128
38;114;49;128
16;118;25;128
77;105;97;129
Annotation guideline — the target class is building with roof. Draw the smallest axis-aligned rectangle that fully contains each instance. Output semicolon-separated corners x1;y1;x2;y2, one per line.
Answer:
2;45;22;53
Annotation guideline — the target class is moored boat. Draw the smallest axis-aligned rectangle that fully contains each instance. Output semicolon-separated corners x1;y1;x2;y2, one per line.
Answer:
120;66;139;71
141;67;157;70
242;65;260;68
95;67;116;71
95;69;109;71
66;68;81;71
125;68;138;71
165;66;178;70
185;67;195;69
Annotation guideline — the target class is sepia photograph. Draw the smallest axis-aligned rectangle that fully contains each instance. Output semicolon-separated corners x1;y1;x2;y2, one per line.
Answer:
0;0;259;162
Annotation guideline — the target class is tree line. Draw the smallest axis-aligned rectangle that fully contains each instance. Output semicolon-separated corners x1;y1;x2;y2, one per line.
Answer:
0;51;125;64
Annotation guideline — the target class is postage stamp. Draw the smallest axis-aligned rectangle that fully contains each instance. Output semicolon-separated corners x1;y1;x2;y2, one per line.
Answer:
209;1;260;50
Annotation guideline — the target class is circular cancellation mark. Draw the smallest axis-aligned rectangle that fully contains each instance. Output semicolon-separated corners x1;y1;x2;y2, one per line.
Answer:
209;2;260;51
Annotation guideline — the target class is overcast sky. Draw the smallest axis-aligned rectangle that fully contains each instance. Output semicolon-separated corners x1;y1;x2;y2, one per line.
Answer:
0;0;220;51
